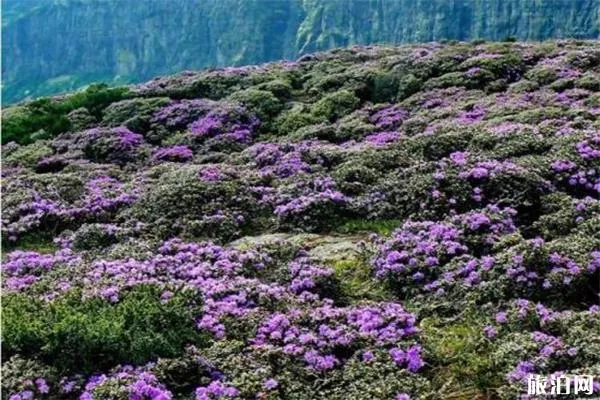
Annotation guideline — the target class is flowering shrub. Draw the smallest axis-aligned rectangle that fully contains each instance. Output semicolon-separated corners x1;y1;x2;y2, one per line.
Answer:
79;366;173;400
371;205;516;294
82;126;146;164
252;302;421;372
187;103;260;151
272;176;351;231
2;174;136;242
483;301;600;399
152;145;194;162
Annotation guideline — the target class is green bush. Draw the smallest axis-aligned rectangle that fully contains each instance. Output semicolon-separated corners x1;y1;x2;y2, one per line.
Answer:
67;107;97;131
256;79;293;100
507;79;539;93
3;142;54;168
524;66;558;85
333;161;380;195
130;165;266;240
71;223;120;251
366;70;400;103
102;97;170;134
2;285;206;375
2;104;71;145
396;73;422;100
275;104;325;136
2;84;130;145
576;72;600;91
311;89;360;122
228;89;283;120
549;78;575;92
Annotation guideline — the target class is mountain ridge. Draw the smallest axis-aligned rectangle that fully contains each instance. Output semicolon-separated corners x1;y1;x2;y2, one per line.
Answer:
3;0;600;104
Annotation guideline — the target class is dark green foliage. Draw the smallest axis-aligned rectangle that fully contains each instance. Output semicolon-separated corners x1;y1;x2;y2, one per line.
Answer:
396;73;422;100
275;104;325;135
311;90;361;122
2;84;130;145
576;73;600;91
71;224;120;251
3;141;54;168
2;286;206;375
333;161;379;194
228;89;283;120
366;70;400;103
407;131;473;161
129;166;266;240
102;97;170;133
255;79;293;100
524;66;558;85
507;79;539;93
67;107;97;131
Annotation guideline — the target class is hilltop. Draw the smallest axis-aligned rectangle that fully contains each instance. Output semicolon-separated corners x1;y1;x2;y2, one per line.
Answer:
2;41;600;399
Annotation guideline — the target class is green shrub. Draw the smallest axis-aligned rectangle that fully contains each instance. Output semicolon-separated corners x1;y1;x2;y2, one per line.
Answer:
549;78;575;92
71;223;120;251
311;89;360;122
396;73;422;100
405;130;473;161
366;70;400;103
507;79;539;93
2;104;71;145
275;104;325;135
333;161;380;194
2;286;206;375
102;97;170;134
2;84;130;145
3;142;54;168
576;72;600;91
256;79;293;100
67;107;97;131
228;89;283;120
130;165;265;240
524;67;558;85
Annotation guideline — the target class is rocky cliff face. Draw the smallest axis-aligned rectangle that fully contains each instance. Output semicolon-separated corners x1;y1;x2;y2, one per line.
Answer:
3;0;599;103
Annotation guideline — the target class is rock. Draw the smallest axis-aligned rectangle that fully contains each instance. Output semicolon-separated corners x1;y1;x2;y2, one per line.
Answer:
229;232;365;262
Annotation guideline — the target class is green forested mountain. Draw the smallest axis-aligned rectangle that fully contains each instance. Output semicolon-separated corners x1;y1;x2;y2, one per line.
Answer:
3;0;599;103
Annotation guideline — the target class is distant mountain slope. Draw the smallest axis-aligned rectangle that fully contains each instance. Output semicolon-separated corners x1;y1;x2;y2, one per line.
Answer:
2;0;599;103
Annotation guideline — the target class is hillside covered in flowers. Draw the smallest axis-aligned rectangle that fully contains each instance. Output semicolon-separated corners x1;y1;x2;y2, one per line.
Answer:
2;40;600;399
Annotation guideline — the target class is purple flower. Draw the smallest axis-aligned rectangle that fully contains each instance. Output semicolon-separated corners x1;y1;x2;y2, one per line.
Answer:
153;145;193;162
483;325;498;338
263;378;278;390
406;345;424;372
370;105;408;130
35;378;50;394
364;131;402;146
495;312;508;324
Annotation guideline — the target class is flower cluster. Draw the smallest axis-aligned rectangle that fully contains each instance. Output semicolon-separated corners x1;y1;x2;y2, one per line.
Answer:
153;145;194;162
371;205;516;293
189;103;259;145
252;302;421;372
79;365;173;400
